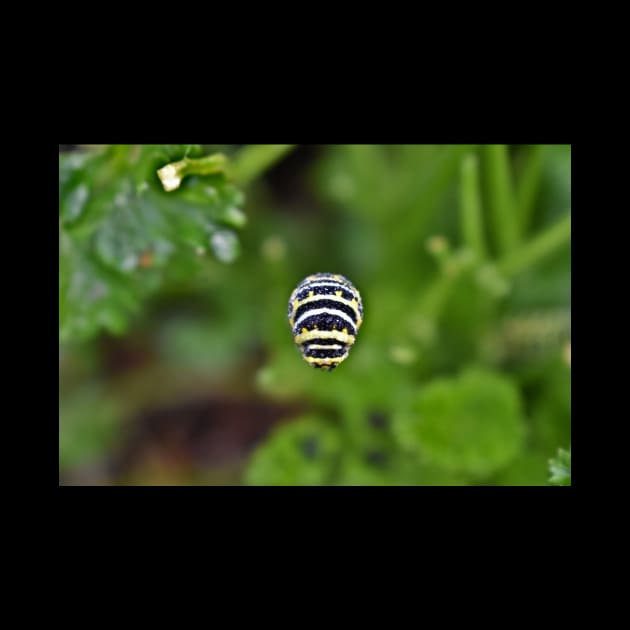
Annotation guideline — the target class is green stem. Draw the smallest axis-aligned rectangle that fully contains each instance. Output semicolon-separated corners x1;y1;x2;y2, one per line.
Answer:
516;144;545;235
157;154;227;191
419;273;459;320
497;212;571;277
484;144;519;254
229;144;296;185
397;144;475;248
418;249;476;320
460;153;487;260
157;145;296;192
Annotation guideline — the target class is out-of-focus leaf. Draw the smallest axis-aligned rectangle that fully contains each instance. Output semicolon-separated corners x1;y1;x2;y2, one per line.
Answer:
392;367;526;476
59;383;124;470
244;415;341;485
336;451;468;486
549;447;571;485
493;451;550;486
60;229;147;342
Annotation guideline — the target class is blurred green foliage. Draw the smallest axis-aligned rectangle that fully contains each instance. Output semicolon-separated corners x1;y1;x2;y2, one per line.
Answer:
245;415;342;486
392;368;525;477
59;144;245;342
59;144;571;486
59;382;124;470
548;447;571;485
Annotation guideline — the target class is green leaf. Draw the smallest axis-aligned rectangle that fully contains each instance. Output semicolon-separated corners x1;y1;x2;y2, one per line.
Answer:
244;415;341;485
93;184;175;273
59;145;249;343
392;367;526;476
336;452;468;486
548;447;571;485
60;230;147;342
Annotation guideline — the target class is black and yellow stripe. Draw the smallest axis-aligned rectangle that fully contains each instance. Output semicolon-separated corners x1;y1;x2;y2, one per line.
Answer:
288;273;363;371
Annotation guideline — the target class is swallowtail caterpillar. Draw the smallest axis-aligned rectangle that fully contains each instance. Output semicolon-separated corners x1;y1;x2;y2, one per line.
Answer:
288;273;363;371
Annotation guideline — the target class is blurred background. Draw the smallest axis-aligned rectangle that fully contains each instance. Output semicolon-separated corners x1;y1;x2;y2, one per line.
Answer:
59;144;571;486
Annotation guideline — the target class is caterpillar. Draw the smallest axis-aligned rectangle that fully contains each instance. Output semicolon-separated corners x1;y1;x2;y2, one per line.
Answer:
288;273;363;371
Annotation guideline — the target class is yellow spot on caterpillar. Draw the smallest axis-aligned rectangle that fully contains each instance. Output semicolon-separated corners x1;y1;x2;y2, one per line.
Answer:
313;324;318;329
292;300;299;309
295;329;355;344
309;291;314;297
336;290;342;297
343;328;348;334
302;328;308;334
306;356;343;365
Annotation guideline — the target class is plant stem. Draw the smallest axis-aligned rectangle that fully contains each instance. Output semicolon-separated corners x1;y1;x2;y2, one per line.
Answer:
460;153;487;261
484;144;519;254
157;154;227;191
419;273;459;320
398;144;475;248
157;145;296;192
497;212;571;277
516;144;545;235
229;144;296;186
418;249;476;320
